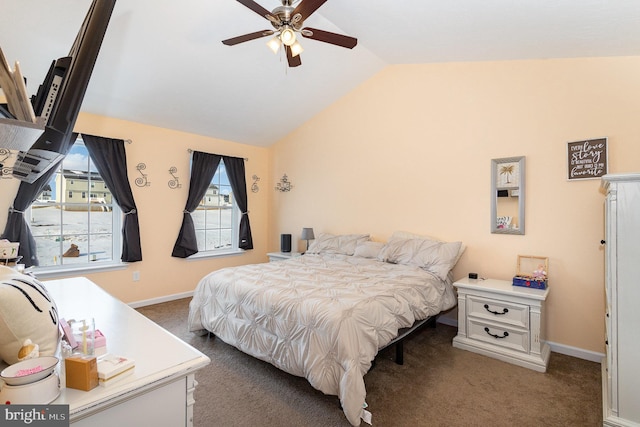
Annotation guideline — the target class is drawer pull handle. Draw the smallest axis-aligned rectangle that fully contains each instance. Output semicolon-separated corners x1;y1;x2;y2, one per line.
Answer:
484;327;509;339
484;304;509;315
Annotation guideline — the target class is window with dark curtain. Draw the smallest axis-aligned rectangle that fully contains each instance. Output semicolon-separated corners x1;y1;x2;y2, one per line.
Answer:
222;156;253;250
172;151;221;258
82;134;142;262
171;151;253;257
0;133;77;267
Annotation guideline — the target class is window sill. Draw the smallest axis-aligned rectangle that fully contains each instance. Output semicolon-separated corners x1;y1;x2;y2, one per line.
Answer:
32;262;128;280
187;249;245;261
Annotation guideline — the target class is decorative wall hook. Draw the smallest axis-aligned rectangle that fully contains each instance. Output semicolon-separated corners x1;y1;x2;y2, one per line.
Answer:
168;166;181;189
0;149;12;179
275;174;293;192
135;163;150;187
251;174;260;193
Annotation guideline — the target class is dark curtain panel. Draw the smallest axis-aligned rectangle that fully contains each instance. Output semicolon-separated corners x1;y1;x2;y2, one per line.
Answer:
222;156;253;250
171;151;221;258
82;134;142;262
0;133;78;267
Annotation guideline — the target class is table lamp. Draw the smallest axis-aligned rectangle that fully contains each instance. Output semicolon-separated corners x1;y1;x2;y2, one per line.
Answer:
301;228;315;251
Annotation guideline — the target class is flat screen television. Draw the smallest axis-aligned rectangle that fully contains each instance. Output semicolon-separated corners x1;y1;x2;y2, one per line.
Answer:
11;0;115;183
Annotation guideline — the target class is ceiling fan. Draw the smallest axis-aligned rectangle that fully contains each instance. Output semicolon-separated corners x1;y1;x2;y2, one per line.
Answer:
222;0;357;67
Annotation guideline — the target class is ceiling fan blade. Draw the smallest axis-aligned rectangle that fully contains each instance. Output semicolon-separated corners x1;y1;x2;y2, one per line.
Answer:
292;0;328;22
286;45;302;67
236;0;278;22
301;27;357;49
222;30;274;46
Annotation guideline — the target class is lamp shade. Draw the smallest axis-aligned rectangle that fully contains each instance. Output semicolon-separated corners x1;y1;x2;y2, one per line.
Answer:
280;27;296;46
290;41;304;57
266;36;281;54
301;228;315;240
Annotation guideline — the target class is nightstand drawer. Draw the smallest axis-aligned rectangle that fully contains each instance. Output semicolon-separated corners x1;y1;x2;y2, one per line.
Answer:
467;295;529;329
467;318;530;353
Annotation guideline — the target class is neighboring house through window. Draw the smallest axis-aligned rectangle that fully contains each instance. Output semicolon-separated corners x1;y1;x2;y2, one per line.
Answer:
28;139;122;269
191;159;239;253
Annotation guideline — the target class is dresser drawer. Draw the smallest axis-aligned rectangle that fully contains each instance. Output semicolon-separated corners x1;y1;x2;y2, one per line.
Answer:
467;318;530;353
467;295;529;329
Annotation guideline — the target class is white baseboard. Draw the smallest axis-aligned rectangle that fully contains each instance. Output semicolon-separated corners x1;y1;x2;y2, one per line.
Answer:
436;317;604;363
128;291;194;309
546;341;604;363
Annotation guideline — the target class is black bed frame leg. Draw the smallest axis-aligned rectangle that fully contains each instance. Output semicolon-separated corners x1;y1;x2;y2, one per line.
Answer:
395;341;404;365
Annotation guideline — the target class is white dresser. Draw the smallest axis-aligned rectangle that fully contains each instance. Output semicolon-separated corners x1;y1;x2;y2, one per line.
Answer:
44;277;210;426
453;277;550;372
601;173;640;426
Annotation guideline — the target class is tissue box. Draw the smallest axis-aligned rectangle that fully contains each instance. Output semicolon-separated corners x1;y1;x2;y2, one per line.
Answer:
65;355;98;391
513;255;548;290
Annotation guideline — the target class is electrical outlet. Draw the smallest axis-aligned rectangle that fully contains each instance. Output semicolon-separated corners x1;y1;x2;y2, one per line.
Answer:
133;271;140;282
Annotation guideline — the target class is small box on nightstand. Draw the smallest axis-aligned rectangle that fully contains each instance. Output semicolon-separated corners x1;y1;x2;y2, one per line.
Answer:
513;255;548;289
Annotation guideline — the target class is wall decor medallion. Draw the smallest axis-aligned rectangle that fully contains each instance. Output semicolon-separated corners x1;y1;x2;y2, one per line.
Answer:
168;166;181;189
135;163;150;187
275;174;293;192
251;174;260;193
0;148;12;178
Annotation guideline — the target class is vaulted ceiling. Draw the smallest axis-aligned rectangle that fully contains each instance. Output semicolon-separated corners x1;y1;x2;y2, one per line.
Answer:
2;1;640;147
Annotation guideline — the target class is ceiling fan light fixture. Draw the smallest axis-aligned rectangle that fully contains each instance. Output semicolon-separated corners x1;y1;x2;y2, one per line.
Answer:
280;27;296;46
290;41;304;57
266;36;282;54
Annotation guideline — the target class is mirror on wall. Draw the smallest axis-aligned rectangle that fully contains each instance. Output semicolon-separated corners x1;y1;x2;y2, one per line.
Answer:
491;156;525;235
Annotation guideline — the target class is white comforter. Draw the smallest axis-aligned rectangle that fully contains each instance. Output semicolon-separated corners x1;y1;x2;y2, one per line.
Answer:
188;253;456;425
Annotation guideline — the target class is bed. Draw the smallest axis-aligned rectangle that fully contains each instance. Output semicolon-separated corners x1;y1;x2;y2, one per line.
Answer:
188;232;463;426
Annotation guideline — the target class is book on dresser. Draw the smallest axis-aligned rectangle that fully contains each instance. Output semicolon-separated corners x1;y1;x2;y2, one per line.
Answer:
97;353;135;387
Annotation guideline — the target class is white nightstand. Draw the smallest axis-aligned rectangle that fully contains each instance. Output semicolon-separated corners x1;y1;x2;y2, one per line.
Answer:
452;277;550;372
267;252;302;262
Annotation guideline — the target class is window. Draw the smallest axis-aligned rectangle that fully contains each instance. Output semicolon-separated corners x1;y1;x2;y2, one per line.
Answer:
28;139;122;269
191;159;239;253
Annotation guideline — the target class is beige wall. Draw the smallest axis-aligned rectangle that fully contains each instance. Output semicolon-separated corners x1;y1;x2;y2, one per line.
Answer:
0;113;271;304
270;56;640;354
3;56;639;355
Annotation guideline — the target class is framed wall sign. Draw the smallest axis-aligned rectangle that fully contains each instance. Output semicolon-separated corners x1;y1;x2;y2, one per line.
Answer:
567;138;608;180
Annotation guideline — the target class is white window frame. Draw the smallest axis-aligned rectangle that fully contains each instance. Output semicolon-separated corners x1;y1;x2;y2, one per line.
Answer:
28;139;125;278
189;159;242;260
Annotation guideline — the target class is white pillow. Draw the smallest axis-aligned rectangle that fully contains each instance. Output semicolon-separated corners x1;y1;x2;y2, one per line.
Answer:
353;241;384;259
391;230;466;265
306;233;370;256
379;236;462;281
377;238;424;265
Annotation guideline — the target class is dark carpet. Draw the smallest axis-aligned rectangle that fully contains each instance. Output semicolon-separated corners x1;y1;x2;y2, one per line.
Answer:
137;298;602;427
